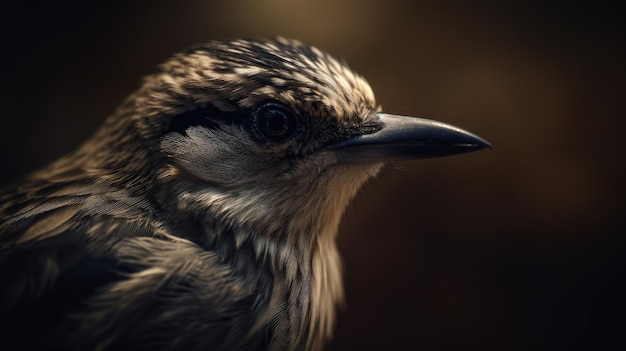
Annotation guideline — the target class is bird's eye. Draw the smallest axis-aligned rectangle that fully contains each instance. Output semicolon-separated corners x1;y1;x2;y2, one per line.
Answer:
254;103;298;143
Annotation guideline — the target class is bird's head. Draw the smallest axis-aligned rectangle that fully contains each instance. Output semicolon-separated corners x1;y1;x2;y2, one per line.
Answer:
40;38;490;349
78;37;489;243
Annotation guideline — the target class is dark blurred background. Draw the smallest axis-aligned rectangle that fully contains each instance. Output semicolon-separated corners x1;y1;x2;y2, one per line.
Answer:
1;1;624;350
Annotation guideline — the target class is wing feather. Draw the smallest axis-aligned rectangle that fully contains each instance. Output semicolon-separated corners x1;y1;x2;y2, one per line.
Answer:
0;181;271;350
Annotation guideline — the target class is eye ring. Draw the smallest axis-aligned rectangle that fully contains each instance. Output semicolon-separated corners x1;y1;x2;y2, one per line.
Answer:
254;102;299;143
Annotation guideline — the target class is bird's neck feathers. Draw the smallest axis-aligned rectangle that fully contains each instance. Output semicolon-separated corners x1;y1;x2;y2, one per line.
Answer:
160;161;382;350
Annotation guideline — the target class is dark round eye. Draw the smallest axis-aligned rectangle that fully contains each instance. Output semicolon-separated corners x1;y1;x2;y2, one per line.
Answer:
255;103;298;142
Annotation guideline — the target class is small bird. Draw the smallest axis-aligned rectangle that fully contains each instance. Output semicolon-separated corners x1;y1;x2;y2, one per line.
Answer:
0;38;489;350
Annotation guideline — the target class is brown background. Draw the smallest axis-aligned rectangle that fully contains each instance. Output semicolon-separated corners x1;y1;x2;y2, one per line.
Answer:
1;1;624;350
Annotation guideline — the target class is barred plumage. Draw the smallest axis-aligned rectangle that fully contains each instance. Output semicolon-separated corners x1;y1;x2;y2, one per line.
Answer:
0;37;489;350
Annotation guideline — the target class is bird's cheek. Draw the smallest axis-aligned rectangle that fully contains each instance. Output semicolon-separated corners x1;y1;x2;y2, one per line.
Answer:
160;131;289;186
280;151;328;179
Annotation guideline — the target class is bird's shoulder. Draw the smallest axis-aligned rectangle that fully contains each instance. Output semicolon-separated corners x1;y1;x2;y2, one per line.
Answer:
0;177;272;350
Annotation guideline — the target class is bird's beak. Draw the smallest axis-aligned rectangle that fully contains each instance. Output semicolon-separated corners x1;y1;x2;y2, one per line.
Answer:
330;113;491;163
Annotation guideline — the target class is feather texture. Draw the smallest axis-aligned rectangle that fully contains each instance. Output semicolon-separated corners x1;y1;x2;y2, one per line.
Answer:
0;38;382;350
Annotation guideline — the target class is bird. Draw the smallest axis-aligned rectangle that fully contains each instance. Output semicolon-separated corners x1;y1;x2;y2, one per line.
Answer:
0;37;490;351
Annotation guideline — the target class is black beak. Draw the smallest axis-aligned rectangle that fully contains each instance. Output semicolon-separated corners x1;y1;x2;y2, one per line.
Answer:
331;113;491;163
